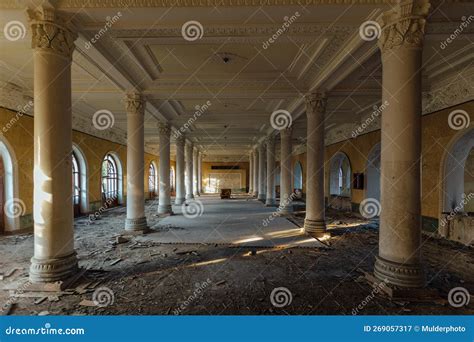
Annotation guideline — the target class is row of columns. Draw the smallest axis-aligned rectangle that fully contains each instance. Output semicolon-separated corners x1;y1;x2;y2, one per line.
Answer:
30;0;429;290
249;0;429;288
28;7;204;283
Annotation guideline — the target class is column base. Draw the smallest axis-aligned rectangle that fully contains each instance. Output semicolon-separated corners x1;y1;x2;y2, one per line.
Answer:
175;197;186;205
125;216;148;231
29;252;78;283
374;256;425;288
304;218;327;238
278;205;293;216
158;204;174;216
186;194;195;200
265;198;276;207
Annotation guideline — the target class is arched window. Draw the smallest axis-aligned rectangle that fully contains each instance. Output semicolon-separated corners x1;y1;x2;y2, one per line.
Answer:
366;143;381;202
72;152;81;216
149;162;157;198
101;154;119;206
0;137;19;233
329;152;351;197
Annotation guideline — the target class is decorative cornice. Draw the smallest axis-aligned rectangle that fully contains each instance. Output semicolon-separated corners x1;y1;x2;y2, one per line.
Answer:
378;0;431;52
27;7;77;60
305;92;327;116
125;92;145;115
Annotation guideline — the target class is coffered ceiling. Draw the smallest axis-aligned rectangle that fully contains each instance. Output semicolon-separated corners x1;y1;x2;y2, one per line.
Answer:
0;0;473;161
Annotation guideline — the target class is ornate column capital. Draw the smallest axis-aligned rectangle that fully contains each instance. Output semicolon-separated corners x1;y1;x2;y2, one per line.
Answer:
305;92;327;116
158;121;171;136
378;0;431;52
265;135;275;148
27;7;77;60
175;134;185;147
125;93;145;115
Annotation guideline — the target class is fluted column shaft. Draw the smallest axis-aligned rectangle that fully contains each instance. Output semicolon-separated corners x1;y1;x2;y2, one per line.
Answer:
304;93;327;238
257;143;266;201
158;122;173;215
185;142;194;200
175;136;186;205
279;127;293;214
29;8;78;282
253;150;259;197
374;0;430;288
125;93;148;231
265;136;276;206
193;148;199;196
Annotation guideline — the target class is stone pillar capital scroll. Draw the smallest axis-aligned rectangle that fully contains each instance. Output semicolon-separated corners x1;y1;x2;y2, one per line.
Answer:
28;7;77;60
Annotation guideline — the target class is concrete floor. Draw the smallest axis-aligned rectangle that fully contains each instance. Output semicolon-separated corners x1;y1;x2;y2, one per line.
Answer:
141;194;325;248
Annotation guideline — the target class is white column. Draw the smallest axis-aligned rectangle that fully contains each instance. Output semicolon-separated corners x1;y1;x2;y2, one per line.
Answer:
257;143;266;201
253;149;259;197
193;147;199;196
158;122;173;215
265;136;276;206
29;8;78;282
125;93;148;231
279;127;293;214
185;142;194;200
304;93;327;238
175;135;186;205
249;151;253;194
374;0;430;288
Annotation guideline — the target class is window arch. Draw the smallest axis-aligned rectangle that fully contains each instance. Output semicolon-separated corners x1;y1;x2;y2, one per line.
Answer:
0;136;19;233
366;143;381;203
101;153;123;207
149;162;158;198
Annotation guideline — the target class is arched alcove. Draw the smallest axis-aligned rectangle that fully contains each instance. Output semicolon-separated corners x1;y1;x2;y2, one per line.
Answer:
0;136;20;232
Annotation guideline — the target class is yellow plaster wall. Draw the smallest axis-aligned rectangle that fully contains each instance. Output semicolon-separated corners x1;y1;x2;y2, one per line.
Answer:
202;161;249;192
0;107;162;230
